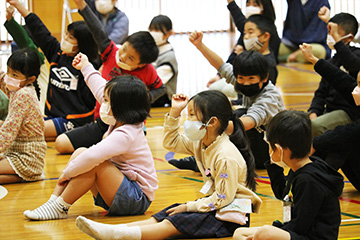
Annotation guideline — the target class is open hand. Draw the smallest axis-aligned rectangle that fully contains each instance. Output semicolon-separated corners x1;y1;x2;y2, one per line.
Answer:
166;204;187;216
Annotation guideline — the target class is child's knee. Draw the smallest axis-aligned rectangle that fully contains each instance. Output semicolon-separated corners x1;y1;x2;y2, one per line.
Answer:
55;134;74;154
254;225;275;240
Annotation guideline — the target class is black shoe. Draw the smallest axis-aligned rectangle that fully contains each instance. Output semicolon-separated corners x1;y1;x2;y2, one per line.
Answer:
168;156;199;172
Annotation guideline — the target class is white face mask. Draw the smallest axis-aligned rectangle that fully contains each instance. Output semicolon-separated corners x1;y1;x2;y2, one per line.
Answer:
245;6;262;18
4;74;26;91
183;118;212;141
244;36;264;51
270;146;288;168
149;31;167;46
61;39;78;54
99;102;116;125
95;0;114;15
115;49;138;71
327;33;353;50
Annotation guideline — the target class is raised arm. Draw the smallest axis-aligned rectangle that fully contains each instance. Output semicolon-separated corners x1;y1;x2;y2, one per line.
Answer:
7;0;30;18
4;6;45;64
189;31;225;70
9;0;60;61
318;6;331;23
73;0;111;53
226;0;246;34
301;43;357;105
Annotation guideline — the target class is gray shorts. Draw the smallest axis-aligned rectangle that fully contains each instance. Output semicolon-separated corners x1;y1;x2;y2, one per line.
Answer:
94;175;151;216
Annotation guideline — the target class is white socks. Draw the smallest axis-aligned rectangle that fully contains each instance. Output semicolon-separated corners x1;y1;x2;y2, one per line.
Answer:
24;196;71;220
48;194;58;202
76;216;141;240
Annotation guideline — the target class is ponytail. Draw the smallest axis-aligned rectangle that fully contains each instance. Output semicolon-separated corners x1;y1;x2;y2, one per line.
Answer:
229;114;258;191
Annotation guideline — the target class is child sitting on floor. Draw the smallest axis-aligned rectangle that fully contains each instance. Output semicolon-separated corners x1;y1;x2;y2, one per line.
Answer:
75;90;262;239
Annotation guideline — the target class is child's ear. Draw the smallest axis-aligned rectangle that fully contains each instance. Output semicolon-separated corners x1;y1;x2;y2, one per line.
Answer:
138;63;147;68
274;143;282;153
261;73;269;83
209;116;219;128
167;29;174;38
26;76;36;84
263;32;271;42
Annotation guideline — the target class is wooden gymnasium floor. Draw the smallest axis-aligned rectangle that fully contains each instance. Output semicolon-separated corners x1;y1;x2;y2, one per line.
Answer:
1;34;360;239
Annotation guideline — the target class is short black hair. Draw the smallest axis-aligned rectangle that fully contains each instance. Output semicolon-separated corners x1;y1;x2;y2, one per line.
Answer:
245;14;276;37
125;31;159;64
266;110;312;159
7;48;41;99
104;75;150;124
149;15;173;35
329;13;358;36
68;21;99;64
233;51;269;80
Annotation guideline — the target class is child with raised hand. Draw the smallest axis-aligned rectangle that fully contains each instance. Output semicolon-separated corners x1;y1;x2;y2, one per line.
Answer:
233;110;344;240
8;0;99;141
23;52;158;221
0;48;46;184
4;4;49;115
54;0;164;154
149;15;178;107
75;90;262;240
307;9;360;137
169;44;284;170
85;0;129;45
300;43;360;192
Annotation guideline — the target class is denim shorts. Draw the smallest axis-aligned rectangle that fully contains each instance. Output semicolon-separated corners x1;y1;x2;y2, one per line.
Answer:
94;175;151;216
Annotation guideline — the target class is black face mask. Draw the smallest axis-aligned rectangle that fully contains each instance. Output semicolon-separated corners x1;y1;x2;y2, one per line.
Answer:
235;82;261;97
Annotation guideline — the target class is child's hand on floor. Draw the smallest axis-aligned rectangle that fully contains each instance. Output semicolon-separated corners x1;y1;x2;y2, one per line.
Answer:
72;53;90;70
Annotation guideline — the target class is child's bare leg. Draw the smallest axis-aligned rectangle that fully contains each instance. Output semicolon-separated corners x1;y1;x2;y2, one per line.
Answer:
0;158;22;184
127;217;158;226
0;174;23;184
60;160;123;205
238;225;290;240
52;148;87;197
140;220;181;240
44;120;58;141
25;160;123;220
233;227;260;240
76;216;181;240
